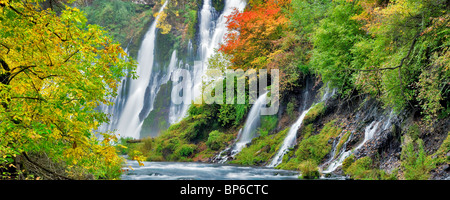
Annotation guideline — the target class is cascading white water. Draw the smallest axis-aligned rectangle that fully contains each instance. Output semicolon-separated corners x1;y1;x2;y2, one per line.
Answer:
191;0;247;102
321;109;396;173
114;1;169;138
322;121;381;173
268;85;337;168
268;108;312;168
231;92;269;156
100;0;247;138
169;0;247;124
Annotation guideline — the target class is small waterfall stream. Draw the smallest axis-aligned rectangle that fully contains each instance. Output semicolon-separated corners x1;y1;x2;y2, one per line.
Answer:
268;85;336;168
231;92;269;156
268;108;312;167
322;121;381;173
212;92;269;163
322;110;396;174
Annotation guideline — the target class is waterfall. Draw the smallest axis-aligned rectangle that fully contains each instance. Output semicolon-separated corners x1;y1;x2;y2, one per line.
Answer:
231;92;269;156
268;108;312;168
322;121;381;173
114;1;169;139
268;85;336;168
191;0;247;102
170;0;247;124
99;0;247;138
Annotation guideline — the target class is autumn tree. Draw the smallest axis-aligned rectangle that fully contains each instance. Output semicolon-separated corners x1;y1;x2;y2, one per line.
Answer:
219;0;290;70
0;0;135;179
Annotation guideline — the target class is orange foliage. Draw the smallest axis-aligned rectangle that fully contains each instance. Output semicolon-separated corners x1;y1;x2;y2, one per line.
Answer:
219;0;290;69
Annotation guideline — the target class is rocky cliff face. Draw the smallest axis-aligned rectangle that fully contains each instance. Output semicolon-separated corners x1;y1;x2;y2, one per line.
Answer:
277;82;450;179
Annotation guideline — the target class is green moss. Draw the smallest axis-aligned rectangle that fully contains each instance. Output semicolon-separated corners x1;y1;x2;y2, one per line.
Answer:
345;156;398;180
140;82;173;138
155;32;177;64
406;124;421;142
259;115;278;137
345;157;376;180
295;120;341;164
303;102;326;124
231;128;289;166
336;131;352;155
278;120;341;171
432;132;450;165
286;99;296;119
342;154;355;173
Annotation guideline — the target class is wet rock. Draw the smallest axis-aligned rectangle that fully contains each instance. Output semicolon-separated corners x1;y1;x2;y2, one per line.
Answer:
443;164;450;172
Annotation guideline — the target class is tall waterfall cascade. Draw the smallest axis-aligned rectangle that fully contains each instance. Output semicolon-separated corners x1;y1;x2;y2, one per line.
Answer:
98;0;247;138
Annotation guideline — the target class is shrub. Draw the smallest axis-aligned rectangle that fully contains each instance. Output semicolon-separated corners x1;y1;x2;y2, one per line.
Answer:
259;115;278;137
401;138;434;180
175;144;196;158
298;160;320;179
206;131;226;150
345;156;398;180
345;157;376;180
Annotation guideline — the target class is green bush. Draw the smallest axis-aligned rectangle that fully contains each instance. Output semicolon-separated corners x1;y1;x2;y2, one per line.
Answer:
345;157;374;179
401;138;434;180
342;154;355;173
259;115;278;137
298;160;320;179
206;131;226;150
175;144;196;158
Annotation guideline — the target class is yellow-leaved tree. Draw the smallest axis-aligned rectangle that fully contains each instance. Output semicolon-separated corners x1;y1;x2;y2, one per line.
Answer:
0;0;136;179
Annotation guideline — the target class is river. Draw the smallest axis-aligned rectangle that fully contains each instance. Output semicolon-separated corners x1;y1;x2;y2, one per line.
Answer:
121;160;302;180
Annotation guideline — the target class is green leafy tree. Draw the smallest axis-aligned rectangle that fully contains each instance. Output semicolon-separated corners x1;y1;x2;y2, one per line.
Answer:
0;0;136;179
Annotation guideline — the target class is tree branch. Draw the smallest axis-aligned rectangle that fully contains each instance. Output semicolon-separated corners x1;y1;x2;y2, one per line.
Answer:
7;65;37;84
22;153;73;180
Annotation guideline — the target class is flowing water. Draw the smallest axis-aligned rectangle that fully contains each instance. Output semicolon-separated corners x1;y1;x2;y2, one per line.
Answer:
268;85;336;168
322;121;381;173
121;160;301;180
268;108;311;167
114;1;169;138
99;0;248;138
231;92;268;156
322;110;396;173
